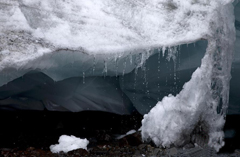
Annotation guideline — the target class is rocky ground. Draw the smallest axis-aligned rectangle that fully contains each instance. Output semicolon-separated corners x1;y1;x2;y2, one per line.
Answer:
1;131;240;157
0;131;163;157
0;111;240;156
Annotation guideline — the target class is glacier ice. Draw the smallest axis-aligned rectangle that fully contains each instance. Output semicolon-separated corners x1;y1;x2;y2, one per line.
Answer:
141;1;236;152
0;0;238;152
228;0;240;114
120;41;207;114
0;71;134;114
0;0;223;86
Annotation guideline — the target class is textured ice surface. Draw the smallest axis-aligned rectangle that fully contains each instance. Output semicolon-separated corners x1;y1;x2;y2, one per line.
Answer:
0;71;134;114
1;0;212;52
0;0;237;152
50;135;89;153
141;0;236;152
0;0;232;85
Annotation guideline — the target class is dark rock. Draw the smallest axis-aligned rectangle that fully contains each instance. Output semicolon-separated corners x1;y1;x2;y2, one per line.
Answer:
119;137;129;147
134;150;141;156
120;131;143;146
138;144;147;150
0;148;54;157
146;144;154;152
184;143;195;149
152;148;161;156
235;149;240;154
95;130;113;142
67;148;89;156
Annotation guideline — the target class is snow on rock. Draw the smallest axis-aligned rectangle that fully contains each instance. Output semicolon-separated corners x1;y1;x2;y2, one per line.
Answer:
50;135;89;153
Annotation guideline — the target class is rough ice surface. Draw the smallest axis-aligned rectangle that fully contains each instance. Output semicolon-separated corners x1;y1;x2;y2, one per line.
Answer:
0;0;238;152
50;135;89;153
142;0;236;152
119;0;240;115
0;0;226;85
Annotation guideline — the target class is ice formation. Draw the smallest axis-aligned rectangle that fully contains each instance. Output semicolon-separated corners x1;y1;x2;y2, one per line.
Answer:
50;135;89;153
141;0;236;152
0;71;134;114
0;0;229;85
0;0;238;152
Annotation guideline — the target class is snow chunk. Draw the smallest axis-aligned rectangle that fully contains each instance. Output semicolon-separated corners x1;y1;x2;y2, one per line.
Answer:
50;135;89;153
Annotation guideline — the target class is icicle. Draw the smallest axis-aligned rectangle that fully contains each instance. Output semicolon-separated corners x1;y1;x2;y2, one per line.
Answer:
140;52;146;68
129;52;133;65
167;46;178;62
146;48;151;59
103;60;107;77
92;55;96;75
82;72;85;84
133;68;138;101
171;46;178;91
157;48;161;94
162;46;166;57
122;58;127;76
115;54;119;77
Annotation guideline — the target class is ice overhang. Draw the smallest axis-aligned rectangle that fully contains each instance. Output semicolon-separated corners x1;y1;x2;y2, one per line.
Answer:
0;0;230;85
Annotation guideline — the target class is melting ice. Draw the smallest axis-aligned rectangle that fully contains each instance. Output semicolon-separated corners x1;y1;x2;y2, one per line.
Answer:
0;0;237;152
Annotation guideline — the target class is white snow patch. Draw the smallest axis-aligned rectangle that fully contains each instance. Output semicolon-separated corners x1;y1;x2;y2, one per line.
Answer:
50;135;89;153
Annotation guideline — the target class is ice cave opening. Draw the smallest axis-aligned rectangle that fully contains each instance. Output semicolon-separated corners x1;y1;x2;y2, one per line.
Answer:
0;0;240;154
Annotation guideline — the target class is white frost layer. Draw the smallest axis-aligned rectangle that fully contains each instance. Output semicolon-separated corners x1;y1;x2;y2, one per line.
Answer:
1;0;213;53
50;135;89;153
142;1;236;152
0;0;232;85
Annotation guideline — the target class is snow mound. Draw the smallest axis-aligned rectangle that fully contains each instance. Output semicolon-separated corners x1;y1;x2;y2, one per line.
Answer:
50;135;89;153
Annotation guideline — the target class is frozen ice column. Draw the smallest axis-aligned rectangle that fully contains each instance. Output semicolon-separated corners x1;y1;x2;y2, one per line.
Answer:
142;1;236;152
